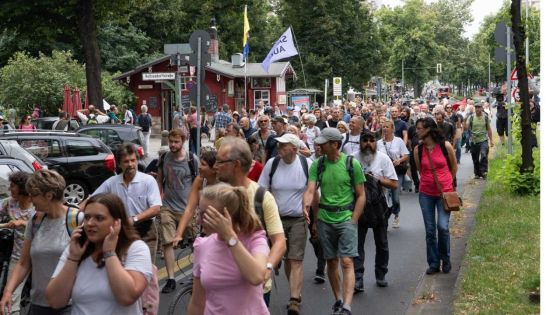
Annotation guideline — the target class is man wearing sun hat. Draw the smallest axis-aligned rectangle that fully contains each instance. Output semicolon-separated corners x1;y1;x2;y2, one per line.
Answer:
303;127;366;315
258;132;313;314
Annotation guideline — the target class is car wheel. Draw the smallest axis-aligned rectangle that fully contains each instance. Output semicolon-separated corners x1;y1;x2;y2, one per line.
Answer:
64;180;89;205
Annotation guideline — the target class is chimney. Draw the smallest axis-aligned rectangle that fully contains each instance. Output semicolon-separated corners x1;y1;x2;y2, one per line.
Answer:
231;53;245;68
208;18;219;62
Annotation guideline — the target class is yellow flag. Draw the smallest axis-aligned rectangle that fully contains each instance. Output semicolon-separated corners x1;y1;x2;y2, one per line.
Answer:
243;5;250;60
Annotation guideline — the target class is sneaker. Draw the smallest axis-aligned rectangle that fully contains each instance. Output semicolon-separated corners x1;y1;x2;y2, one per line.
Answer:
392;216;400;229
313;272;326;284
481;173;487;180
339;308;352;315
287;298;301;315
332;300;343;315
354;278;364;293
161;279;176;293
426;267;440;275
376;275;388;287
442;262;452;274
415;187;419;193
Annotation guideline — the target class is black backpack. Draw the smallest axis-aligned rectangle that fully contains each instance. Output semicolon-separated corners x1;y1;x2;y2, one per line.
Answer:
359;173;390;227
268;154;309;188
138;113;152;132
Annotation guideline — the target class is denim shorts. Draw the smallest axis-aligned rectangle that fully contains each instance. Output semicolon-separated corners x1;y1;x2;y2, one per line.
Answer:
317;220;358;259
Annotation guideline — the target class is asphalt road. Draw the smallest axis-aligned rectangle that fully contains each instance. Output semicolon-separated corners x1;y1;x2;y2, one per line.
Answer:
152;133;478;315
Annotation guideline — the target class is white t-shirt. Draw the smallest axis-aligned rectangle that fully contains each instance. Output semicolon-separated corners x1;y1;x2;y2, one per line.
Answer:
52;240;152;315
258;156;312;217
341;133;361;155
92;172;162;217
354;151;398;207
303;126;320;151
376;137;409;161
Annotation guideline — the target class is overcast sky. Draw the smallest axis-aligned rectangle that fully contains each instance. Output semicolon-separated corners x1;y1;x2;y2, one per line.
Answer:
379;0;503;40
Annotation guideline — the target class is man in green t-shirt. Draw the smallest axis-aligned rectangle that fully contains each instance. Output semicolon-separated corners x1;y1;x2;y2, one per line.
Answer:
303;128;366;315
466;102;494;179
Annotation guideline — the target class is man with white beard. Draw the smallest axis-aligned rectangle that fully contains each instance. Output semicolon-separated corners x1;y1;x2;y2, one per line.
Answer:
352;130;398;291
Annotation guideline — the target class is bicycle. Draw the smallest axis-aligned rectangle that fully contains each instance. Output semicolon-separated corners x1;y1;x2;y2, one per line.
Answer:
166;236;198;315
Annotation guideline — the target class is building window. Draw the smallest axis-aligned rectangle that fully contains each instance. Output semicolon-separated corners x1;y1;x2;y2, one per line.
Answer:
254;90;270;107
251;78;271;88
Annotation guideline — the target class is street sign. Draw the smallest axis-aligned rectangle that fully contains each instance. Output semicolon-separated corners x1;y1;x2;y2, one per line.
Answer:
178;66;189;73
142;72;175;81
436;63;442;73
510;67;533;81
333;77;342;96
512;87;520;102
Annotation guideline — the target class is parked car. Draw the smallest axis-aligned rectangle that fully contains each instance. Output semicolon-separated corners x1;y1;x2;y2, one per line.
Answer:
0;139;46;171
76;124;147;171
0;132;116;205
31;117;81;131
0;157;35;202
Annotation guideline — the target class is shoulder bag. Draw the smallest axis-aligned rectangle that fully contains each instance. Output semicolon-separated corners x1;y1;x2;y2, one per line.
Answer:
425;146;462;212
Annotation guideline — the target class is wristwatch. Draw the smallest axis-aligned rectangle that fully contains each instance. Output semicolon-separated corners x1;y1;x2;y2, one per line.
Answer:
133;215;139;223
227;237;238;248
266;262;274;271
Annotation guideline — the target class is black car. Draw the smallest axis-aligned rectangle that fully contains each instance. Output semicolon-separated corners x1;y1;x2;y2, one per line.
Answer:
76;124;147;170
31;117;81;131
0;132;116;205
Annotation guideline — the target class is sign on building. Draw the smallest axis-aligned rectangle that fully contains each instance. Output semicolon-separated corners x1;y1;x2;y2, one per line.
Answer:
142;72;176;81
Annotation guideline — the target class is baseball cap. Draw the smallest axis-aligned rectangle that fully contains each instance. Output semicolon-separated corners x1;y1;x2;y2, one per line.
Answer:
275;133;300;147
287;106;294;111
272;116;287;124
474;101;483;107
232;111;240;116
314;127;343;145
0;115;4;120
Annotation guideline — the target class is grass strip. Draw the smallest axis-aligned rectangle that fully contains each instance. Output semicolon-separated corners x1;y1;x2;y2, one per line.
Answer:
454;145;540;314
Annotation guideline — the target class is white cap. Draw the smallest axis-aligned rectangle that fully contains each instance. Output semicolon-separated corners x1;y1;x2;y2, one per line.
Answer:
275;133;300;147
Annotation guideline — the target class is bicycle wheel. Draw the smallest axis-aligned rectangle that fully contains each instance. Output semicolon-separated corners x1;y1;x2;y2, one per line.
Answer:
167;277;193;315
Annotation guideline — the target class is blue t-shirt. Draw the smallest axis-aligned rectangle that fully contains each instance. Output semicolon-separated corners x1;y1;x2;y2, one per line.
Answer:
394;119;408;139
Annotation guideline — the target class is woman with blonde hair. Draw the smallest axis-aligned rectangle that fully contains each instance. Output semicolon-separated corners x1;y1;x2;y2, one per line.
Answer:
188;183;270;315
0;169;71;314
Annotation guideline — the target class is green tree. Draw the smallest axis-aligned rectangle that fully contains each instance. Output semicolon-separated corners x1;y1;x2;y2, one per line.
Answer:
0;51;85;115
277;0;381;94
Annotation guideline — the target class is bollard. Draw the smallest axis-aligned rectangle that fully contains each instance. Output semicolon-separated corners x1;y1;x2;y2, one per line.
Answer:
158;130;170;157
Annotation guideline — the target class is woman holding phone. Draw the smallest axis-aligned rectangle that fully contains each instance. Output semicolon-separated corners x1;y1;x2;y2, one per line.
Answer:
46;193;152;315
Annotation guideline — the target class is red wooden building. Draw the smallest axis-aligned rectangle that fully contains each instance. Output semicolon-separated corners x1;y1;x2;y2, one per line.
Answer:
113;33;296;133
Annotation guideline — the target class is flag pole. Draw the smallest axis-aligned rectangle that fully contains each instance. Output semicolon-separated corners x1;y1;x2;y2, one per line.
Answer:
290;25;307;88
245;59;248;110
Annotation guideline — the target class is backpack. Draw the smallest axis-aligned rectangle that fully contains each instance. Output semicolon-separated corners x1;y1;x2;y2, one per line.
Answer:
316;155;355;194
359;173;390;227
341;132;360;152
31;206;84;239
86;114;98;125
158;151;198;183
140;264;160;315
467;113;489;130
138;113;152;132
268;154;309;189
55;120;69;131
496;102;508;119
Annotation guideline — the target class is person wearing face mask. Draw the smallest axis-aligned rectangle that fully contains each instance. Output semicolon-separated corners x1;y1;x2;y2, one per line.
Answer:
82;143;162;263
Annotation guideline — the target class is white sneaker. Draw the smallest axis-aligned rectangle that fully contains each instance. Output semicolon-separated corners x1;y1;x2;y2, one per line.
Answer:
393;216;400;229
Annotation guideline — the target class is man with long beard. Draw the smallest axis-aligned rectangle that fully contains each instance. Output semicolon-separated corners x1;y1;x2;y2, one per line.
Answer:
352;130;398;291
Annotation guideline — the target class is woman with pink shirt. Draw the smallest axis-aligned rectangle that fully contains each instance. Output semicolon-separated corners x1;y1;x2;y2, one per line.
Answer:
188;183;269;315
19;116;36;131
413;118;457;275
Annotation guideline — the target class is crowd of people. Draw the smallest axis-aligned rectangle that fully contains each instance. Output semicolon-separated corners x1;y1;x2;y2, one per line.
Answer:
0;89;536;315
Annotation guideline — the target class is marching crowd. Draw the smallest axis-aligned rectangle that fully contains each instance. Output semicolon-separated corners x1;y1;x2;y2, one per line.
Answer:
0;90;521;315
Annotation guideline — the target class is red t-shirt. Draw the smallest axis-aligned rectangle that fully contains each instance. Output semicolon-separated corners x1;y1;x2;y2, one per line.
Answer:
419;144;454;197
247;160;264;182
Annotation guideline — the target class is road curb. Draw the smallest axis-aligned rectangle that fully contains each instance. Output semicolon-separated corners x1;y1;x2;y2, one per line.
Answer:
405;176;486;315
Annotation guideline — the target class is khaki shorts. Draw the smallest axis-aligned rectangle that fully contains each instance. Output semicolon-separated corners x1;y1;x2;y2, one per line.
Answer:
160;206;199;245
281;216;307;260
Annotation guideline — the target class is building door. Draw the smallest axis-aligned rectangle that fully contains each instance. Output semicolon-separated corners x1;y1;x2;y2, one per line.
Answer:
254;90;270;108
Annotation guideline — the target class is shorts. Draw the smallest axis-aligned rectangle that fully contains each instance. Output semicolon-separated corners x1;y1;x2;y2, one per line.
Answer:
160;207;183;245
496;118;508;136
317;219;358;260
281;216;307;260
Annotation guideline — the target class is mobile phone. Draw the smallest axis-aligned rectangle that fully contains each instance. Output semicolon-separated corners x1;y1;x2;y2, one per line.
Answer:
78;226;87;246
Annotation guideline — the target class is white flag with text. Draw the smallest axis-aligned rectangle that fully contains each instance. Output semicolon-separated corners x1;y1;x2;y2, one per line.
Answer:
262;27;299;73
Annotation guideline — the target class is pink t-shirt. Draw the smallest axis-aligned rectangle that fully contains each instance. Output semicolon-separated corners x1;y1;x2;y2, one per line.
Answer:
193;230;270;315
419;144;454;197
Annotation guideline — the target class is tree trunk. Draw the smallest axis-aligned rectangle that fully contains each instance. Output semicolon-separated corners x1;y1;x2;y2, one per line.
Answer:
77;0;103;111
511;0;534;172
